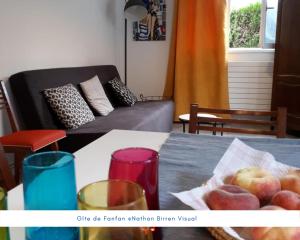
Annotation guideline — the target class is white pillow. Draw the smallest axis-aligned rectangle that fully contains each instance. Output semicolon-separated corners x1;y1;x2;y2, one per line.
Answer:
80;76;114;116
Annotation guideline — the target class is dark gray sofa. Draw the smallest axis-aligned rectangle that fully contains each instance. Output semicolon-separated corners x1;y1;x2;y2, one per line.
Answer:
8;65;174;152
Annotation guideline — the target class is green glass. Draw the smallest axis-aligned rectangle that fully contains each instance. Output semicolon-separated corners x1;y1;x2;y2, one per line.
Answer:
78;180;153;240
0;187;10;240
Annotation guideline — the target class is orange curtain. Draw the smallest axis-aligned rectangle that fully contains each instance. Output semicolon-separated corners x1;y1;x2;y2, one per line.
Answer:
164;0;229;120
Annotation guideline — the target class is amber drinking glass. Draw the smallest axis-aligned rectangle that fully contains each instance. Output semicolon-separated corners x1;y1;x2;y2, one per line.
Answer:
78;180;153;240
0;187;10;240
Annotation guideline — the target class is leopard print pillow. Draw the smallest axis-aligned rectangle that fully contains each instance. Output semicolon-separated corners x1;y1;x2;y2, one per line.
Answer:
43;84;95;129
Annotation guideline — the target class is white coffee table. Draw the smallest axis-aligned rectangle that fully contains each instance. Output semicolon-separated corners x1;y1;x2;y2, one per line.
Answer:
179;113;222;135
7;129;169;240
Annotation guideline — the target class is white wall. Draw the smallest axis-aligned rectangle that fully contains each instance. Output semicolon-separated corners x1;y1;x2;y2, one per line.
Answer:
0;0;276;136
115;0;174;97
0;0;118;133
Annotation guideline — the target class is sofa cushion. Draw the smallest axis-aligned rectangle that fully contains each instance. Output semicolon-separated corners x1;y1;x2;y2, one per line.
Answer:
67;100;174;135
0;130;66;151
43;84;95;129
80;76;114;116
106;78;138;107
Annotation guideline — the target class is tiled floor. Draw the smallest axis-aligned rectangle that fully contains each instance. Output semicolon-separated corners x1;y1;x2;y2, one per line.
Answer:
173;123;184;133
173;122;222;136
172;123;298;138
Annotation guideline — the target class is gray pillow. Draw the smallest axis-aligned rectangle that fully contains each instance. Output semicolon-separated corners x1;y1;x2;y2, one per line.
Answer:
43;84;95;129
80;76;114;116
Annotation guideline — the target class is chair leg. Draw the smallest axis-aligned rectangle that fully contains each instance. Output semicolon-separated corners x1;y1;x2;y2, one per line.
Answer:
14;152;25;184
0;145;16;190
213;123;216;135
50;142;59;151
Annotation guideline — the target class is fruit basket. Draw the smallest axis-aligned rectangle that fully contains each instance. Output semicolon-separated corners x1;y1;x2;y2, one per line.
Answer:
208;228;238;240
172;138;295;240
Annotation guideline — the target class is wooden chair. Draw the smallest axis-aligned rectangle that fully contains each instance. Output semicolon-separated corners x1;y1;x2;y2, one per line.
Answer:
189;104;287;138
0;80;66;183
0;143;15;190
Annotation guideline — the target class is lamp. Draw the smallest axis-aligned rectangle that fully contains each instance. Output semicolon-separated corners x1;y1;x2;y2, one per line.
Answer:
124;0;147;86
124;0;148;20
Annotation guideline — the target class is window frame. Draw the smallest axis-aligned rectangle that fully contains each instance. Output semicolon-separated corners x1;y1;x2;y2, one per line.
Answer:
228;0;276;50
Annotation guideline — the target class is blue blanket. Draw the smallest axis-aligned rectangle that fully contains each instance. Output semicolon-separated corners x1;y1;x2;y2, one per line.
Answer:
159;133;300;240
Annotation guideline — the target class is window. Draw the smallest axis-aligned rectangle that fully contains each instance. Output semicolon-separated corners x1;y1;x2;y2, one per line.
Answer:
262;0;278;48
229;0;278;49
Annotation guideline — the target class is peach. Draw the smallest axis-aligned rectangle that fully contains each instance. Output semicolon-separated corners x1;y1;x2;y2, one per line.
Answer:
205;184;260;210
231;167;281;204
252;206;300;240
259;205;283;210
271;190;300;210
253;227;300;240
280;169;300;195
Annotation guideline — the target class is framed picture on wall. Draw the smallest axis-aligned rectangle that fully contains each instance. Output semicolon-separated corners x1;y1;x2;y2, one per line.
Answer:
133;0;166;41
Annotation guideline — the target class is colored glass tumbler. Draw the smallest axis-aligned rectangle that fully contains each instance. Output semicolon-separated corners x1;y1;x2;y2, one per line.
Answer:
78;180;153;240
23;151;78;240
0;187;10;240
109;148;159;210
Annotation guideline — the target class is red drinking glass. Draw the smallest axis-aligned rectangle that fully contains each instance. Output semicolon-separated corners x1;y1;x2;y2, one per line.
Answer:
109;147;159;210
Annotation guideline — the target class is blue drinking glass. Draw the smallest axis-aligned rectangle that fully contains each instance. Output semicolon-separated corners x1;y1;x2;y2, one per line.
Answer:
23;151;78;240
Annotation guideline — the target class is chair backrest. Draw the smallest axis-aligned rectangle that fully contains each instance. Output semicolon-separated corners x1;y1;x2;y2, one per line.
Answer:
0;143;16;191
189;104;287;138
0;80;19;132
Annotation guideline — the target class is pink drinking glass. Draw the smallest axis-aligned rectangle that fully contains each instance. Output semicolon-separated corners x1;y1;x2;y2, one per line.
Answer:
109;147;159;210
